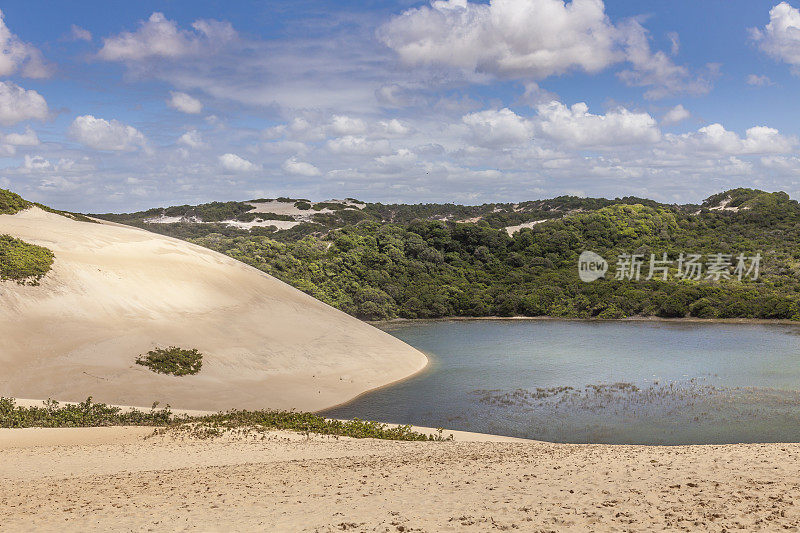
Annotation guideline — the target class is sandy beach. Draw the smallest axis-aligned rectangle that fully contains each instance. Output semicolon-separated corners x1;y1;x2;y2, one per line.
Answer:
0;426;798;532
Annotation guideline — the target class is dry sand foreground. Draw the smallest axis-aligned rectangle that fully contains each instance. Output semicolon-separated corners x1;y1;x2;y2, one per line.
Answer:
0;207;426;411
1;428;799;532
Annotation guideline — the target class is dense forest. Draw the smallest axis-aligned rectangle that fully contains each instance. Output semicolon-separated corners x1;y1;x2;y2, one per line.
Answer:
92;188;800;321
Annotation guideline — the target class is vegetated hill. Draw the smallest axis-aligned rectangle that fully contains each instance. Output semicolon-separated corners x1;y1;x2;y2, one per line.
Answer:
93;189;800;321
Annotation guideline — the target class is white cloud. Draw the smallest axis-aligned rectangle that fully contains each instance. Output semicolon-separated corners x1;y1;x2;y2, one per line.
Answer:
21;154;52;172
2;126;39;146
379;119;412;136
617;21;719;99
167;91;203;114
219;152;258;172
326;136;392;156
282;157;321;176
0;9;51;78
329;115;367;135
746;73;775;86
662;104;691;125
98;12;236;62
70;25;92;42
462;108;534;147
535;101;661;148
177;129;204;148
379;0;620;79
751;2;800;69
379;0;711;98
670;123;797;155
68;115;147;151
0;82;48;125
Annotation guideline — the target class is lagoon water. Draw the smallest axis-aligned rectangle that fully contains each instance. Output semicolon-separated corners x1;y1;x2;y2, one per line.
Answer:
322;320;800;444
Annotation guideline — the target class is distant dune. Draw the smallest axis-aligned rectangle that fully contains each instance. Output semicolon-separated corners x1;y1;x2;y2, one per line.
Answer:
0;207;427;411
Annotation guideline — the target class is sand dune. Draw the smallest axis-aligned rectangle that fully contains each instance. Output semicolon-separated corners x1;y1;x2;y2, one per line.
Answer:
0;207;427;411
1;427;798;531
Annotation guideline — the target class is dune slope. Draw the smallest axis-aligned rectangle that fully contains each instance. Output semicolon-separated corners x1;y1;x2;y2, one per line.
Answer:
0;207;427;411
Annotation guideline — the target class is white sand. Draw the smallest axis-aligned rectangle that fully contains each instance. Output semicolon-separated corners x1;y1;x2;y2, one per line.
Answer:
0;207;427;412
1;426;798;531
505;219;547;235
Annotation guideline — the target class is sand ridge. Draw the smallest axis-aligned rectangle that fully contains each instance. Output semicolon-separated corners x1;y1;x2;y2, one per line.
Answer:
0;207;427;411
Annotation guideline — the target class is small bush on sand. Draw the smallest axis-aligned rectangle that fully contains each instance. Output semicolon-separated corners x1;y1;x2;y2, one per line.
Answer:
136;347;203;376
0;235;54;285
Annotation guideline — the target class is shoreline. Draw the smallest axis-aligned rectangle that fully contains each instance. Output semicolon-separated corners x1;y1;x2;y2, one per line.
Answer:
371;315;800;326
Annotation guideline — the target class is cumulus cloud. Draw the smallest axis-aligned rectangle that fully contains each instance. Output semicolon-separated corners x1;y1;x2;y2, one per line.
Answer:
329;115;368;136
0;82;48;126
751;2;800;69
379;0;712;98
177;129;204;148
0;10;51;78
662;104;691;125
68;115;147;151
670;123;797;155
379;0;620;79
21;154;52;173
282;157;321;176
462;108;534;147
98;12;236;62
535;101;661;148
167;91;203;114
3;126;39;146
219;152;258;172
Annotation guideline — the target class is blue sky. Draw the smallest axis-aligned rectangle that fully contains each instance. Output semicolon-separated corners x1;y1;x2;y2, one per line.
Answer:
1;0;800;211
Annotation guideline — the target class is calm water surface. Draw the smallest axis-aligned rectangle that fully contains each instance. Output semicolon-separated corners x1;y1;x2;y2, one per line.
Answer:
321;320;800;444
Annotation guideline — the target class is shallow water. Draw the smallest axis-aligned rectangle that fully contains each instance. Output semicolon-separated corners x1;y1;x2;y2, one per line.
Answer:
321;320;800;444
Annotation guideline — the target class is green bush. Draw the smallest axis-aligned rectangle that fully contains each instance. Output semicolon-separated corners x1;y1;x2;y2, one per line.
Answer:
294;201;311;210
0;189;31;215
136;347;203;376
0;235;54;284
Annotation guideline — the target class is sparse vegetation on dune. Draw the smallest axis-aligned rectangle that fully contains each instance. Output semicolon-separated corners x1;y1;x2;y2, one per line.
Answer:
136;347;203;376
0;189;31;215
0;235;54;285
0;397;451;441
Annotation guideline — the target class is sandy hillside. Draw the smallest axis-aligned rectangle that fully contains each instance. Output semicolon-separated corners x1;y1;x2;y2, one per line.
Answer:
0;427;798;532
0;207;427;411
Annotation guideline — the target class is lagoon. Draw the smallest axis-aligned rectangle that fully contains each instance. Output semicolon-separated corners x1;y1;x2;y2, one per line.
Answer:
322;320;800;444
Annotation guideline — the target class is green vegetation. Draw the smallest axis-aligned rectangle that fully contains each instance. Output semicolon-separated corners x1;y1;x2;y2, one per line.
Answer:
0;235;54;284
0;397;451;440
93;188;800;321
0;189;30;215
135;347;203;376
0;397;173;427
294;200;312;210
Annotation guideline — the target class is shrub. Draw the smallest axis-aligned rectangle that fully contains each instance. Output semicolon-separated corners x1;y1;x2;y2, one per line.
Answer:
294;201;312;210
0;189;31;215
136;347;203;376
0;235;54;284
